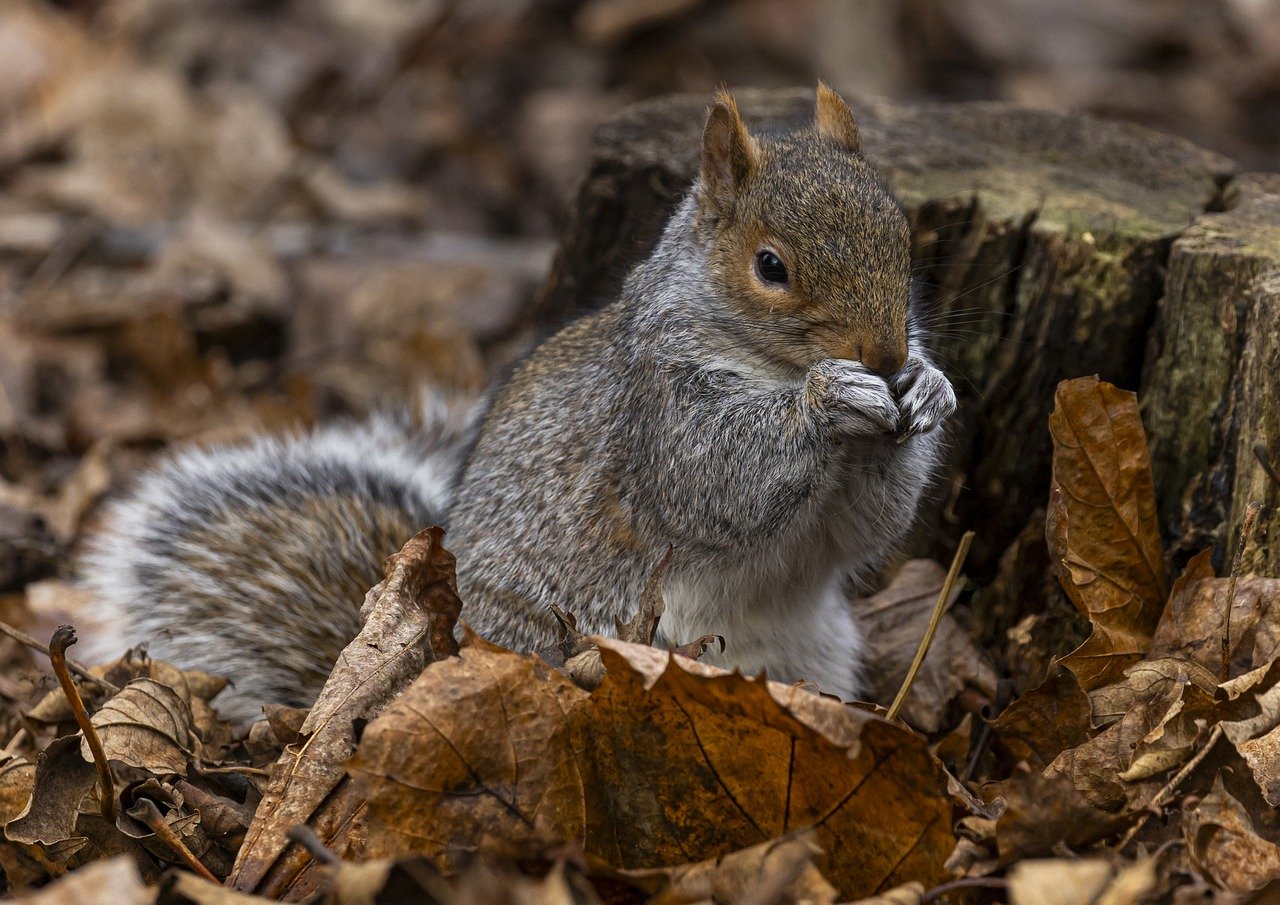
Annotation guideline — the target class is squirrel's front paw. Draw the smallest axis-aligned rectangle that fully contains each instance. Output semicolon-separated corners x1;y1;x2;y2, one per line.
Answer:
805;360;899;436
892;358;956;437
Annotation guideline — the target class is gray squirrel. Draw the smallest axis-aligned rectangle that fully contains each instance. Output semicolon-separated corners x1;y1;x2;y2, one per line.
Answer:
82;85;956;722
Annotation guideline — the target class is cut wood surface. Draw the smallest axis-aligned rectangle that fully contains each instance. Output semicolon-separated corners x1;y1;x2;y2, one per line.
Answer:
532;89;1278;588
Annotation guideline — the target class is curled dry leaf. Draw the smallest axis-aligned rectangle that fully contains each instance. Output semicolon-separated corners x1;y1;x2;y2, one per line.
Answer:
4;735;96;858
859;559;997;733
7;855;154;905
228;525;463;900
86;678;198;776
352;636;956;899
615;831;837;905
0;751;37;824
1046;377;1168;691
1007;857;1156;905
1149;574;1280;678
1185;775;1280;893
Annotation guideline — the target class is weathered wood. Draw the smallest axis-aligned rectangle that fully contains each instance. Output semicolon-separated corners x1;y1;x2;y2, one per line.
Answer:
532;89;1238;578
1142;174;1280;576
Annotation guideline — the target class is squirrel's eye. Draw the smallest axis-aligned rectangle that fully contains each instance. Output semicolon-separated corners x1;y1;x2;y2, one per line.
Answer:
754;250;789;286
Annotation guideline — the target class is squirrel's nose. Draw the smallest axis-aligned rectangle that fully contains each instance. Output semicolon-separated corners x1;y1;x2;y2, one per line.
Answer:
858;341;907;378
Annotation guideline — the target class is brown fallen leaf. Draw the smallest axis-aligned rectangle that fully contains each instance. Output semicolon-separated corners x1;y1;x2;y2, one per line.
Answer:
614;831;837;905
1186;775;1280;893
228;525;463;900
990;668;1092;772
352;636;956;900
160;872;275;904
1149;575;1280;678
1046;377;1168;691
859;559;997;733
0;751;37;824
4;734;96;863
86;678;198;776
991;767;1126;863
8;855;155;904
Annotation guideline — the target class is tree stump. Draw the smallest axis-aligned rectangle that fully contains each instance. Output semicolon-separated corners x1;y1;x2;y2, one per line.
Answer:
531;88;1279;581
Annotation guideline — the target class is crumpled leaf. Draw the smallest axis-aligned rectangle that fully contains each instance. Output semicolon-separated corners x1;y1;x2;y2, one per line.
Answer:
1047;377;1168;691
990;668;1091;771
228;525;463;900
86;678;198;775
992;767;1126;863
0;751;37;824
352;636;956;899
1149;574;1280;678
8;855;154;904
860;559;997;732
1007;857;1156;905
4;735;96;858
1186;775;1280;893
614;831;838;905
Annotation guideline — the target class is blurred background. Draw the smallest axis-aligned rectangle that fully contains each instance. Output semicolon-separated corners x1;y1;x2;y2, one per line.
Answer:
1;0;1279;607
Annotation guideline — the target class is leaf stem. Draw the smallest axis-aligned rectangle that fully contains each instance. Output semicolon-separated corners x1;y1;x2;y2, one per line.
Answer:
48;625;117;824
1222;502;1261;683
134;797;219;882
887;531;974;723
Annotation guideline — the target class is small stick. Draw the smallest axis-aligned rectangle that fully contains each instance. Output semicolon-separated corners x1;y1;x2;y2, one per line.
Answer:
887;531;974;723
1222;502;1261;683
0;620;116;692
286;824;339;865
1254;442;1280;487
133;798;219;883
48;626;116;824
1117;723;1225;852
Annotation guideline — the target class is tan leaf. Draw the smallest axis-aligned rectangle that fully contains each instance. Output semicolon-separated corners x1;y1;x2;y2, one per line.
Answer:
8;855;154;904
86;678;198;775
1008;857;1156;905
615;831;838;905
1186;775;1280;893
0;751;37;825
353;636;956;900
1047;377;1167;691
859;559;997;732
228;526;463;900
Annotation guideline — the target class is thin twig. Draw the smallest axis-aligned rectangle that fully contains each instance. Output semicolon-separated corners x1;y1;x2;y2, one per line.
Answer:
1222;502;1261;683
0;620;116;692
1254;442;1280;487
921;876;1007;902
133;798;219;883
286;824;339;865
48;626;116;824
888;531;975;722
1117;723;1225;852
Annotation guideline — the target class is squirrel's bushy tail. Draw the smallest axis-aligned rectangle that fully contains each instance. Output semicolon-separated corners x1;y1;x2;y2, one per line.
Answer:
79;389;477;723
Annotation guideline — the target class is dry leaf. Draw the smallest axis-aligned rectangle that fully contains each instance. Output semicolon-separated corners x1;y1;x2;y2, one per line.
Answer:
1007;857;1156;905
990;668;1091;771
992;767;1126;862
1150;576;1280;678
859;559;997;732
0;751;37;825
615;831;837;905
352;636;956;900
8;855;154;904
1047;377;1168;691
228;526;463;900
1186;775;1280;893
4;735;96;859
86;678;198;775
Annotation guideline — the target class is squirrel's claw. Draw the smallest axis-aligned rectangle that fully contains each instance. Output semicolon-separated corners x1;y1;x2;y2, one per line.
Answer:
894;360;956;439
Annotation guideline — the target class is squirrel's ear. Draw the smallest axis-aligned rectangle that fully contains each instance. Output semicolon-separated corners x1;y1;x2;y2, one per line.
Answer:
700;90;758;216
815;81;860;153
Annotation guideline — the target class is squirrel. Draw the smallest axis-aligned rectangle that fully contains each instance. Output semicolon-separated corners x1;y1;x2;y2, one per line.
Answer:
81;85;955;721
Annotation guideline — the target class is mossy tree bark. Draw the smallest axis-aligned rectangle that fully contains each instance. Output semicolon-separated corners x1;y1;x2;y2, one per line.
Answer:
531;89;1278;587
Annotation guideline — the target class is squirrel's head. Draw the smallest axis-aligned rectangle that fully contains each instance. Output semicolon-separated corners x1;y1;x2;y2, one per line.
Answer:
694;84;911;376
